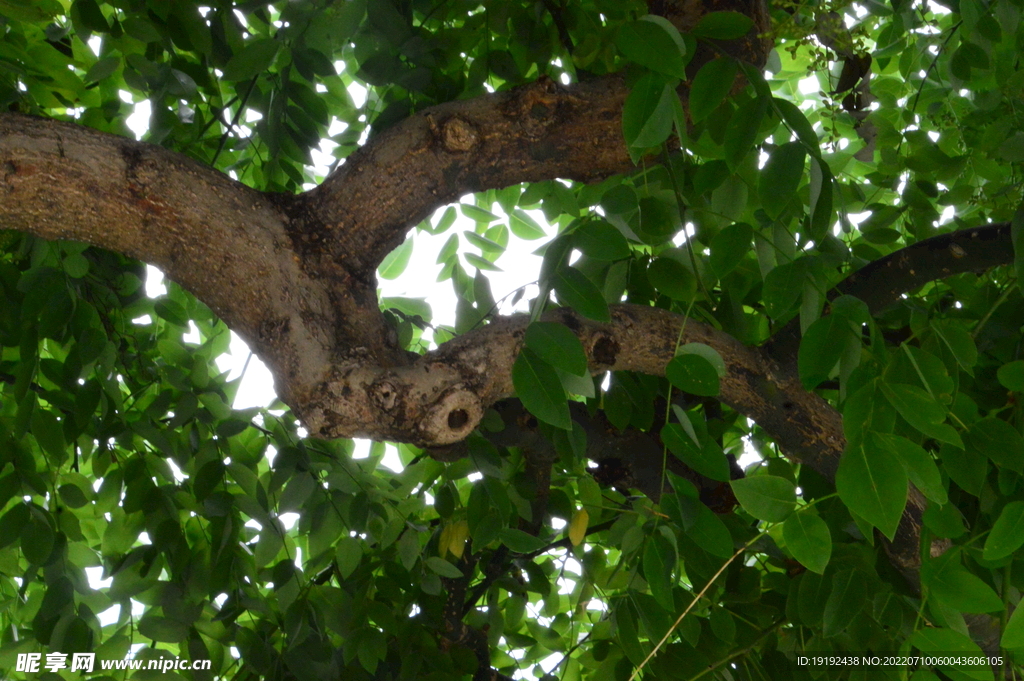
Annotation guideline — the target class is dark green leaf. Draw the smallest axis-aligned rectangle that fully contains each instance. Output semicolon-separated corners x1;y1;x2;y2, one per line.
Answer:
836;442;907;540
822;569;866;637
424;556;464;578
647;257;697;302
553;267;610;322
512;348;571;430
709;223;753;277
499;528;548;553
690;58;738;123
729;475;796;522
662;423;730;481
622;72;676;150
871;432;947;505
798;314;857;389
880;382;962;446
921;549;1003;613
524;322;588;376
222;39;280;81
616;19;687;78
574;220;631;260
759;142;806;218
782;511;832;574
983;501;1024;561
665;354;720;396
964;417;1024;472
692;11;754;39
997;360;1024;392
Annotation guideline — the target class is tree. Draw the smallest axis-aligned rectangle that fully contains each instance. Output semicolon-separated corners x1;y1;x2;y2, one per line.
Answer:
1;0;1023;678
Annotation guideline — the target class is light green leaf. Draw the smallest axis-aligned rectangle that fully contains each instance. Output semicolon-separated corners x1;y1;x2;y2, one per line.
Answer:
509;209;546;240
836;442;907;540
782;511;832;574
512;348;571;430
378;237;413;279
729;475;796;522
460;203;499;223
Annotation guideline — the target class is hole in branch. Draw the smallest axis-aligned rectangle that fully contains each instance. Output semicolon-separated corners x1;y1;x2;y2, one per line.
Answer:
448;409;469;429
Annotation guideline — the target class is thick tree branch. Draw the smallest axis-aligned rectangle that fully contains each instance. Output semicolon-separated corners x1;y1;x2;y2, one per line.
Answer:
766;222;1012;363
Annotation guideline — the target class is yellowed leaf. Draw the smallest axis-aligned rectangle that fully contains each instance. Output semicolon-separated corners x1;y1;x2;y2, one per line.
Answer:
448;519;469;559
569;508;589;546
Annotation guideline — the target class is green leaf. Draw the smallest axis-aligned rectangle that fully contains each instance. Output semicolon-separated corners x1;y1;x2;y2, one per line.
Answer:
964;417;1024;472
336;536;363;578
822;569;866;637
759;142;806;219
138;615;188;643
642;532;676;610
464;231;504;254
378;237;413;280
647;256;697;302
512;348;571;430
21;514;53;565
798;314;857;389
662;423;730;481
83;56;119;84
574;220;631;260
922;548;1003;614
871;432;947;505
1002;598;1024;648
689;58;738;123
709;222;753;278
782;511;832;574
677;343;726;377
691;11;754;39
509;209;546;240
686;502;734;558
931;319;977;374
997;360;1024;392
665;354;720;396
524;322;588;376
622;72;676;150
762;260;808;318
772;98;819;154
222;38;280;81
424;556;464;578
880;382;962;446
909;628;993;680
616;19;687;78
553;267;610;322
154;298;190;328
983;501;1024;561
499;528;548;553
729;475;796;522
835;442;907;540
460;203;499;223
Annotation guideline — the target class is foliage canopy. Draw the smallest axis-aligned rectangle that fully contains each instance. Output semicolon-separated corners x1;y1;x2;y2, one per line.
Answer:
2;0;1024;679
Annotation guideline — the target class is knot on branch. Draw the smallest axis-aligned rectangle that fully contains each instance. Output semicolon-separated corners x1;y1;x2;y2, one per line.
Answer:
441;117;479;153
371;380;399;411
420;387;483;445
